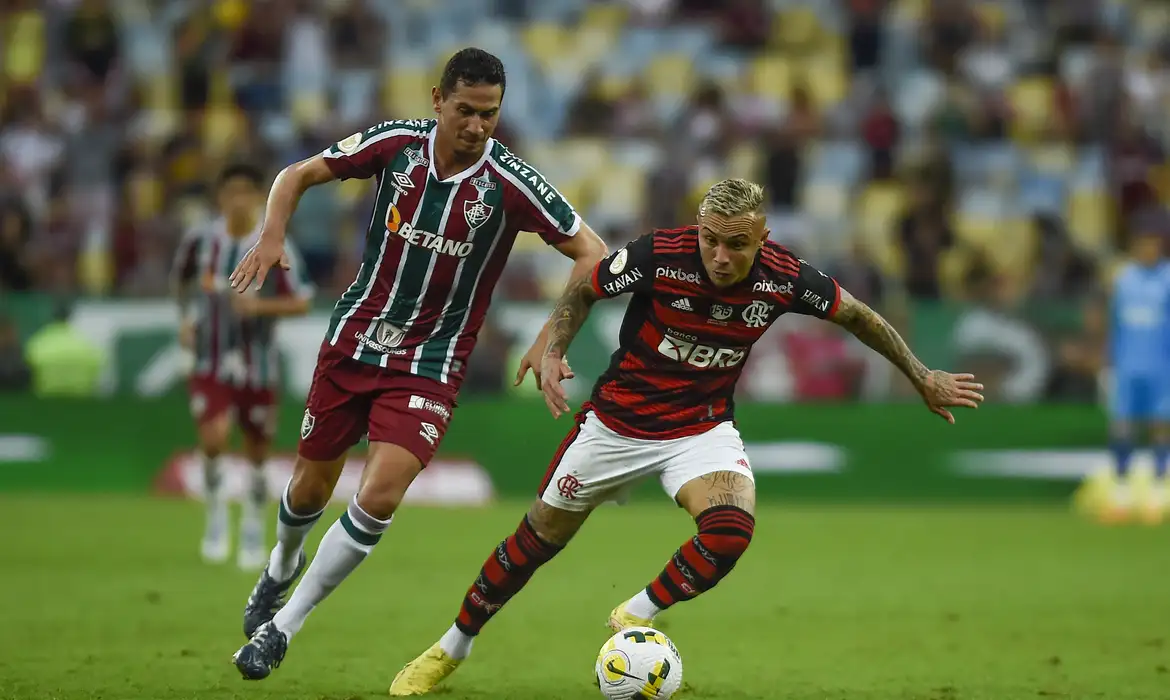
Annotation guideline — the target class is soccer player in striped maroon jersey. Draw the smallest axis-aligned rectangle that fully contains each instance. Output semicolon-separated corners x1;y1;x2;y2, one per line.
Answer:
229;48;607;680
172;163;314;571
389;178;985;695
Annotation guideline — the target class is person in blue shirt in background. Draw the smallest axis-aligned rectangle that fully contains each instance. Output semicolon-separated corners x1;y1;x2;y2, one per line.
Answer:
1104;208;1170;524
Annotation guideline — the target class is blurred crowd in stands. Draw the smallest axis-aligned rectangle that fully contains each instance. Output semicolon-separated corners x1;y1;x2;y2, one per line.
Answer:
3;0;1169;400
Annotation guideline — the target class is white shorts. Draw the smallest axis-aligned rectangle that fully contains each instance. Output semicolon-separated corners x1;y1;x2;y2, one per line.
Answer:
538;411;755;512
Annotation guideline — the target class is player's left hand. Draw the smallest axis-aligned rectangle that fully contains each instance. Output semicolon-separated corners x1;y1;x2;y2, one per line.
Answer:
230;236;289;292
920;371;984;424
538;352;574;418
516;339;573;389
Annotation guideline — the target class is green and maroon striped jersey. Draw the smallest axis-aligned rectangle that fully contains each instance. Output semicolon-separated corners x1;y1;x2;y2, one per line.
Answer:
320;118;580;386
172;219;315;389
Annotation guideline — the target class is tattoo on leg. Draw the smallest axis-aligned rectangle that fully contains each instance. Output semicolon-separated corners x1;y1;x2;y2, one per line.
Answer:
701;471;751;493
707;492;751;509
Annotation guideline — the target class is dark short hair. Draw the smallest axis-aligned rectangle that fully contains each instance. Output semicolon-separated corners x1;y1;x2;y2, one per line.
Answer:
216;162;265;190
439;47;506;99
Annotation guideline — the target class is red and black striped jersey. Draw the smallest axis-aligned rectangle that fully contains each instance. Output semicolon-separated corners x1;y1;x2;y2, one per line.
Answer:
585;226;841;439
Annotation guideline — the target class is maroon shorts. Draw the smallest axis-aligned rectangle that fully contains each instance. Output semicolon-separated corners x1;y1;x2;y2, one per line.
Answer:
298;343;457;465
188;375;278;442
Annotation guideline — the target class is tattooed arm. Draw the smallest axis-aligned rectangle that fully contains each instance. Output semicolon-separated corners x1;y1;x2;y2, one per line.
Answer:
828;287;984;422
537;275;604;418
544;274;603;360
829;288;929;391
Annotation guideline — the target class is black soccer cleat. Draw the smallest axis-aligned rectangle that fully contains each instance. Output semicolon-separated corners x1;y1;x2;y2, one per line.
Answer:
242;551;305;638
232;621;288;680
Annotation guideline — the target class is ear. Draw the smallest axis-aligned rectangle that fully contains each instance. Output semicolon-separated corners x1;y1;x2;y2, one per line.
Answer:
431;86;442;115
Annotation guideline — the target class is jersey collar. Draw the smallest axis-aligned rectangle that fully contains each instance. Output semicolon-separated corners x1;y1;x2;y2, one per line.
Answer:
426;124;495;184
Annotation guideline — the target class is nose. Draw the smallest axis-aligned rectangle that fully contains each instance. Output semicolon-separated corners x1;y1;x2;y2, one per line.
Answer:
466;116;484;137
712;244;730;265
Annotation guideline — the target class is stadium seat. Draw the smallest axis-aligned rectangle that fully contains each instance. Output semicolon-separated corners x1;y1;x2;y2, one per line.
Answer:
986;218;1037;282
644;53;695;103
772;6;823;52
749;54;795;102
384;67;431;117
805;55;849;109
1066;187;1112;253
521;22;567;73
581;2;628;32
854;182;906;275
727;143;762;182
591;164;646;229
1007;77;1056;143
801;179;852;223
937;246;974;299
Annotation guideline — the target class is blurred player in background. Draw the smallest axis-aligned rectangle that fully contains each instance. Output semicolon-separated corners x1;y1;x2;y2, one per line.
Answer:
1101;209;1170;524
226;48;607;680
389;178;983;695
172;163;314;569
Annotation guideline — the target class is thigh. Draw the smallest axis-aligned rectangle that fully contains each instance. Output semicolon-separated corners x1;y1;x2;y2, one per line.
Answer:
237;386;278;446
367;379;456;467
538;412;661;512
660;422;756;515
189;376;233;428
1151;376;1170;425
298;355;371;462
356;441;425;519
1110;374;1145;423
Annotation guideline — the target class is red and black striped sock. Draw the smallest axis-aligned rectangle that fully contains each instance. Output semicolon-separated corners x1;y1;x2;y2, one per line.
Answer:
454;515;563;636
646;505;755;610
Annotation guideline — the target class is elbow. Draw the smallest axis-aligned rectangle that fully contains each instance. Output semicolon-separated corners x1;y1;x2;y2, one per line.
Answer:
580;234;608;266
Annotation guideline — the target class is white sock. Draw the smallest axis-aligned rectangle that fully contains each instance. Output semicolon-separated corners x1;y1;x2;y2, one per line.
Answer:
625;589;664;621
268;480;325;581
201;452;225;537
439;624;475;660
241;466;266;524
272;498;391;640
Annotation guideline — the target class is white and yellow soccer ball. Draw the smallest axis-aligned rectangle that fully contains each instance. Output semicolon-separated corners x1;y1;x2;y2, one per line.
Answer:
595;626;683;699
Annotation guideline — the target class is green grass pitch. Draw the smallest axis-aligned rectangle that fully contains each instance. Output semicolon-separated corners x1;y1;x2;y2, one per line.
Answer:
1;495;1168;700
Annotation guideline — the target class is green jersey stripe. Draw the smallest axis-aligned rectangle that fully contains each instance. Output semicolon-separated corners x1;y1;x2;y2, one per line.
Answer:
353;157;436;363
327;146;417;347
431;212;511;383
326;171;391;346
400;182;462;371
487;151;581;236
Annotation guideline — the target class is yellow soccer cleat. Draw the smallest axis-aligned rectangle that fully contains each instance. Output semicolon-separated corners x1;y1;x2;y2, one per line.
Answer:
607;602;654;634
388;643;461;696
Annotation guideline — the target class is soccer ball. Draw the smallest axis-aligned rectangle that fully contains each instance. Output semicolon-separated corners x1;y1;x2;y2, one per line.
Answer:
595;626;683;699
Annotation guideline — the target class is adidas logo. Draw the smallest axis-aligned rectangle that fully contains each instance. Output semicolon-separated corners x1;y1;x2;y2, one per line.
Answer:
671;298;693;312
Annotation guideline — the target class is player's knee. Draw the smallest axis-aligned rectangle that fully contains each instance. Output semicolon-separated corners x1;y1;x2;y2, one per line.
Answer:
695;505;755;564
287;460;335;514
526;499;588;546
354;447;424;520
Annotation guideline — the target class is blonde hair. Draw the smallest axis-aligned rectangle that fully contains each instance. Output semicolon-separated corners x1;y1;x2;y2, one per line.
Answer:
699;178;765;218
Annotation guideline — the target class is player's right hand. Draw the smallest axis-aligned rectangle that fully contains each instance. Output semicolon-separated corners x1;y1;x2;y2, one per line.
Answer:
230;235;289;293
539;352;573;419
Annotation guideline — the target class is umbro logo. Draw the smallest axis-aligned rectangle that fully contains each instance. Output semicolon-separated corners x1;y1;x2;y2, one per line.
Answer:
390;171;414;196
671;298;693;312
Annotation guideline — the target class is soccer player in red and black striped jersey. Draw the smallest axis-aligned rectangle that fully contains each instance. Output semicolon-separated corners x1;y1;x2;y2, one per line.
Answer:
389;178;985;695
172;163;314;571
229;49;607;681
